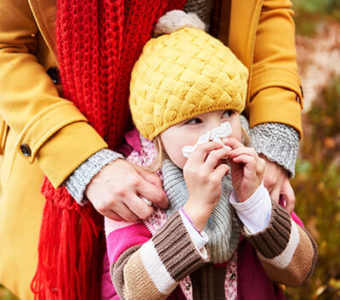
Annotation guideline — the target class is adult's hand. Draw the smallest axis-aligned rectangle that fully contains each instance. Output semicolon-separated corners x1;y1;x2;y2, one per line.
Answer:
85;159;168;222
261;156;295;213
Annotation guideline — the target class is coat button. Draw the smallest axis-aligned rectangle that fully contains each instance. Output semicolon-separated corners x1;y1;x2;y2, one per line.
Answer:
20;144;31;157
47;67;60;85
184;282;191;290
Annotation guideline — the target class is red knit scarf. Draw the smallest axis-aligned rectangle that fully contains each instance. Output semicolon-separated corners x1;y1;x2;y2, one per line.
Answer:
31;1;186;299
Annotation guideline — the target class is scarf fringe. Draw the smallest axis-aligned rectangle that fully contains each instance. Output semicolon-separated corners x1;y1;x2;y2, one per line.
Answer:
31;178;104;300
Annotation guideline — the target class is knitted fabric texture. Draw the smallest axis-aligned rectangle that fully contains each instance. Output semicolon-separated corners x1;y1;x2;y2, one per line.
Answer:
129;27;248;140
162;159;241;263
153;10;206;36
65;149;123;203
31;1;186;299
250;123;299;177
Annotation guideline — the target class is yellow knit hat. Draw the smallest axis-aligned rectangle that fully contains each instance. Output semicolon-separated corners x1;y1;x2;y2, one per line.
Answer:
129;27;248;140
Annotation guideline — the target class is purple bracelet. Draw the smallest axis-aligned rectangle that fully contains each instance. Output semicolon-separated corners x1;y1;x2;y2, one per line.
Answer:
179;206;203;237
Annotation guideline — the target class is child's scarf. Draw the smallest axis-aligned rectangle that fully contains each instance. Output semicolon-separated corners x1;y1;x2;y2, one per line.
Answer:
162;159;241;263
31;1;186;299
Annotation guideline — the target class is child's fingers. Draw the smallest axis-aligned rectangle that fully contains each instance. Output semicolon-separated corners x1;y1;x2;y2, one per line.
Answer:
232;153;265;175
189;141;223;163
223;137;244;149
213;163;230;180
231;153;256;166
228;146;258;160
204;147;230;170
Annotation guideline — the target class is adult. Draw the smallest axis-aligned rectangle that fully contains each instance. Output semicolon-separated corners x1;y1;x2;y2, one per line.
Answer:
0;0;303;299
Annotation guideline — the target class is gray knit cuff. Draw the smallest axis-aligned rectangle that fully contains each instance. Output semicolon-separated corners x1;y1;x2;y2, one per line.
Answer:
249;123;299;177
64;149;123;204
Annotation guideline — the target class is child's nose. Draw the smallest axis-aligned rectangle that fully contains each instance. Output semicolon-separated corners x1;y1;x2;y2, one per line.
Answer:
208;118;223;129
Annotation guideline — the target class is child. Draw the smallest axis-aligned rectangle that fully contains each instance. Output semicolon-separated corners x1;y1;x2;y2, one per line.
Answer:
104;12;317;300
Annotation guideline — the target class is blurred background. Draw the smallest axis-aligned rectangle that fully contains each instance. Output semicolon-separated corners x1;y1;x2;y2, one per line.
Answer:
286;0;340;299
1;0;339;299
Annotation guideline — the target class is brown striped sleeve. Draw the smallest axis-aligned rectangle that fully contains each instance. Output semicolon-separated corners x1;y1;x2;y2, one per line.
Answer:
152;211;208;281
111;212;208;299
243;203;318;286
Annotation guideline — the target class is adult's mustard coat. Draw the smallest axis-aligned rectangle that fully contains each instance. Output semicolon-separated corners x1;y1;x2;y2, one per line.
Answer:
0;0;303;298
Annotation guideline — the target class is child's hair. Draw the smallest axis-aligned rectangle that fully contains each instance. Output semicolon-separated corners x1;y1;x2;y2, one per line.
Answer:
129;24;248;141
147;136;166;173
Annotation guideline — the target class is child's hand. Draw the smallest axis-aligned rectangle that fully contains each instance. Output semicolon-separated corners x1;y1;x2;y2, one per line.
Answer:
224;137;265;202
183;142;230;230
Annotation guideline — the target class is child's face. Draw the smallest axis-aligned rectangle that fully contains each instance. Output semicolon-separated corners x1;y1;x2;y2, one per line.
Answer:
160;109;242;169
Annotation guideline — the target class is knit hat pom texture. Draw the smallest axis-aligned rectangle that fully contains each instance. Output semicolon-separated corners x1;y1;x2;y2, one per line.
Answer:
130;11;248;140
153;9;206;36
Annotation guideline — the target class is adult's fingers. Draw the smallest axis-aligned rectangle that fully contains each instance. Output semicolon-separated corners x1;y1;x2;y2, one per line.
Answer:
135;165;163;189
281;179;296;213
103;210;124;222
269;186;280;205
136;177;168;209
134;165;168;208
106;202;139;222
125;194;155;220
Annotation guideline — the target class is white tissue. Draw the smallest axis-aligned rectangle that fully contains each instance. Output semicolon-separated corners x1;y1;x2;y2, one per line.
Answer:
182;122;232;158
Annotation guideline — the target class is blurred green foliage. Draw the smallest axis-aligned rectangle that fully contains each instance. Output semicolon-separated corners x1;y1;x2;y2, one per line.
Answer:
0;285;18;300
285;77;340;299
294;0;340;15
293;0;340;35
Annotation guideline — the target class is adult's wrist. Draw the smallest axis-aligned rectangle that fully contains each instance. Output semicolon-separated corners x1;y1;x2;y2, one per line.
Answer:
249;123;299;177
64;148;123;204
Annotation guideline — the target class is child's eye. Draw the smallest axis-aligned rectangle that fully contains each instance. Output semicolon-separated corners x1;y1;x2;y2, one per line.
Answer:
185;118;202;125
222;110;234;118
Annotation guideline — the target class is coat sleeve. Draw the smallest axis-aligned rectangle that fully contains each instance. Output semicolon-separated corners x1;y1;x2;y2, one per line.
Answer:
0;0;107;188
243;203;318;286
247;0;304;137
106;212;208;300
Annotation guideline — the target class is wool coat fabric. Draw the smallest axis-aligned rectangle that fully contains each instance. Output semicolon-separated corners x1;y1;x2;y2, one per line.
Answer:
0;0;303;298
